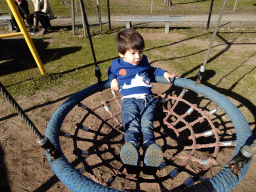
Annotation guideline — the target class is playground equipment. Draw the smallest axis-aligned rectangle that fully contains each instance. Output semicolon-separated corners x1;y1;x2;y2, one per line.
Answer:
1;0;46;76
43;75;254;192
1;74;254;191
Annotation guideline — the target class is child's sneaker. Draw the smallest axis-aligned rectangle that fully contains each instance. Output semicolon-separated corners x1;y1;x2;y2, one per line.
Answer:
120;142;140;166
144;143;163;167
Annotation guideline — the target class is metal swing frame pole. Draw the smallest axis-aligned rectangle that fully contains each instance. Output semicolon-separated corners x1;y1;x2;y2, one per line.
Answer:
206;0;215;30
107;0;111;30
71;0;75;35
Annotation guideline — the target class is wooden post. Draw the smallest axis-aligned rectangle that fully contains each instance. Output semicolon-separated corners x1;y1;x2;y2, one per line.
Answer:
233;0;238;12
151;0;153;14
71;0;75;35
107;0;111;30
79;0;87;37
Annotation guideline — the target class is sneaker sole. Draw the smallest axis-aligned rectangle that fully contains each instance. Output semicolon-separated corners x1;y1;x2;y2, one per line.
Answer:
144;143;163;167
120;142;139;166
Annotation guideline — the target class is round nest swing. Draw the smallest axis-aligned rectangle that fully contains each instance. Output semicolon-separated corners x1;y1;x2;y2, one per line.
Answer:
45;77;253;192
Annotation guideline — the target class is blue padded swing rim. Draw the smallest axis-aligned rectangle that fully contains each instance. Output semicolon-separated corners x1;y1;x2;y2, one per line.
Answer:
45;77;253;192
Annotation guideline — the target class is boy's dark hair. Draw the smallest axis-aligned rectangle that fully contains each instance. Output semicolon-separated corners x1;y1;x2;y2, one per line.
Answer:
115;29;145;55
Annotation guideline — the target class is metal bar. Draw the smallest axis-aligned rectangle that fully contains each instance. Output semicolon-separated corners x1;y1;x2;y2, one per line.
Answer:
97;0;102;33
206;0;214;30
79;0;97;65
0;32;23;38
79;0;87;37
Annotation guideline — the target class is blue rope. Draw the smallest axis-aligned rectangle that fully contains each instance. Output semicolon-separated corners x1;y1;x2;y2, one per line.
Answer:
45;77;253;192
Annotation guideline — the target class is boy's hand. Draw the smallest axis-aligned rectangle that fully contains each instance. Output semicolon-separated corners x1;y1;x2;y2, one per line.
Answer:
164;72;179;83
111;79;119;92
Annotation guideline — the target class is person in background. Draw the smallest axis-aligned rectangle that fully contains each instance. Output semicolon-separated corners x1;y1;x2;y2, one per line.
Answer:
30;0;52;35
11;0;33;32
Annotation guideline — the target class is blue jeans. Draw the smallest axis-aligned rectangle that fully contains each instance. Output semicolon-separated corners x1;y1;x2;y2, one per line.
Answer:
121;95;158;149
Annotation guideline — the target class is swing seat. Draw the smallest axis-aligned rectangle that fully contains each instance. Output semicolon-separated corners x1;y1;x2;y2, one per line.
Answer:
45;77;253;192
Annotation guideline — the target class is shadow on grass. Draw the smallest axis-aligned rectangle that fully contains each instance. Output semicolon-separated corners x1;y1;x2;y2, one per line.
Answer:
148;31;256;71
0;37;82;76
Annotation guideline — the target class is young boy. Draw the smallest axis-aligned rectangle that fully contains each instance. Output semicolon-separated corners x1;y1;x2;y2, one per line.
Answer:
108;29;178;169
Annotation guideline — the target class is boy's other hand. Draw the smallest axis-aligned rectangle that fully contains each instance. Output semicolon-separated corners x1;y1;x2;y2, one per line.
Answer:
111;79;119;92
164;72;179;83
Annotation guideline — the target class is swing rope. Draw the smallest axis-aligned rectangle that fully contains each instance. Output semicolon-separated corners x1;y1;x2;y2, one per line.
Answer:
196;0;228;84
0;82;43;140
0;81;61;160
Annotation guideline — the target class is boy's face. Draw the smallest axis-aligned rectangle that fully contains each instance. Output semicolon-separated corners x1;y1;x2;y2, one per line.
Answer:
119;49;144;66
